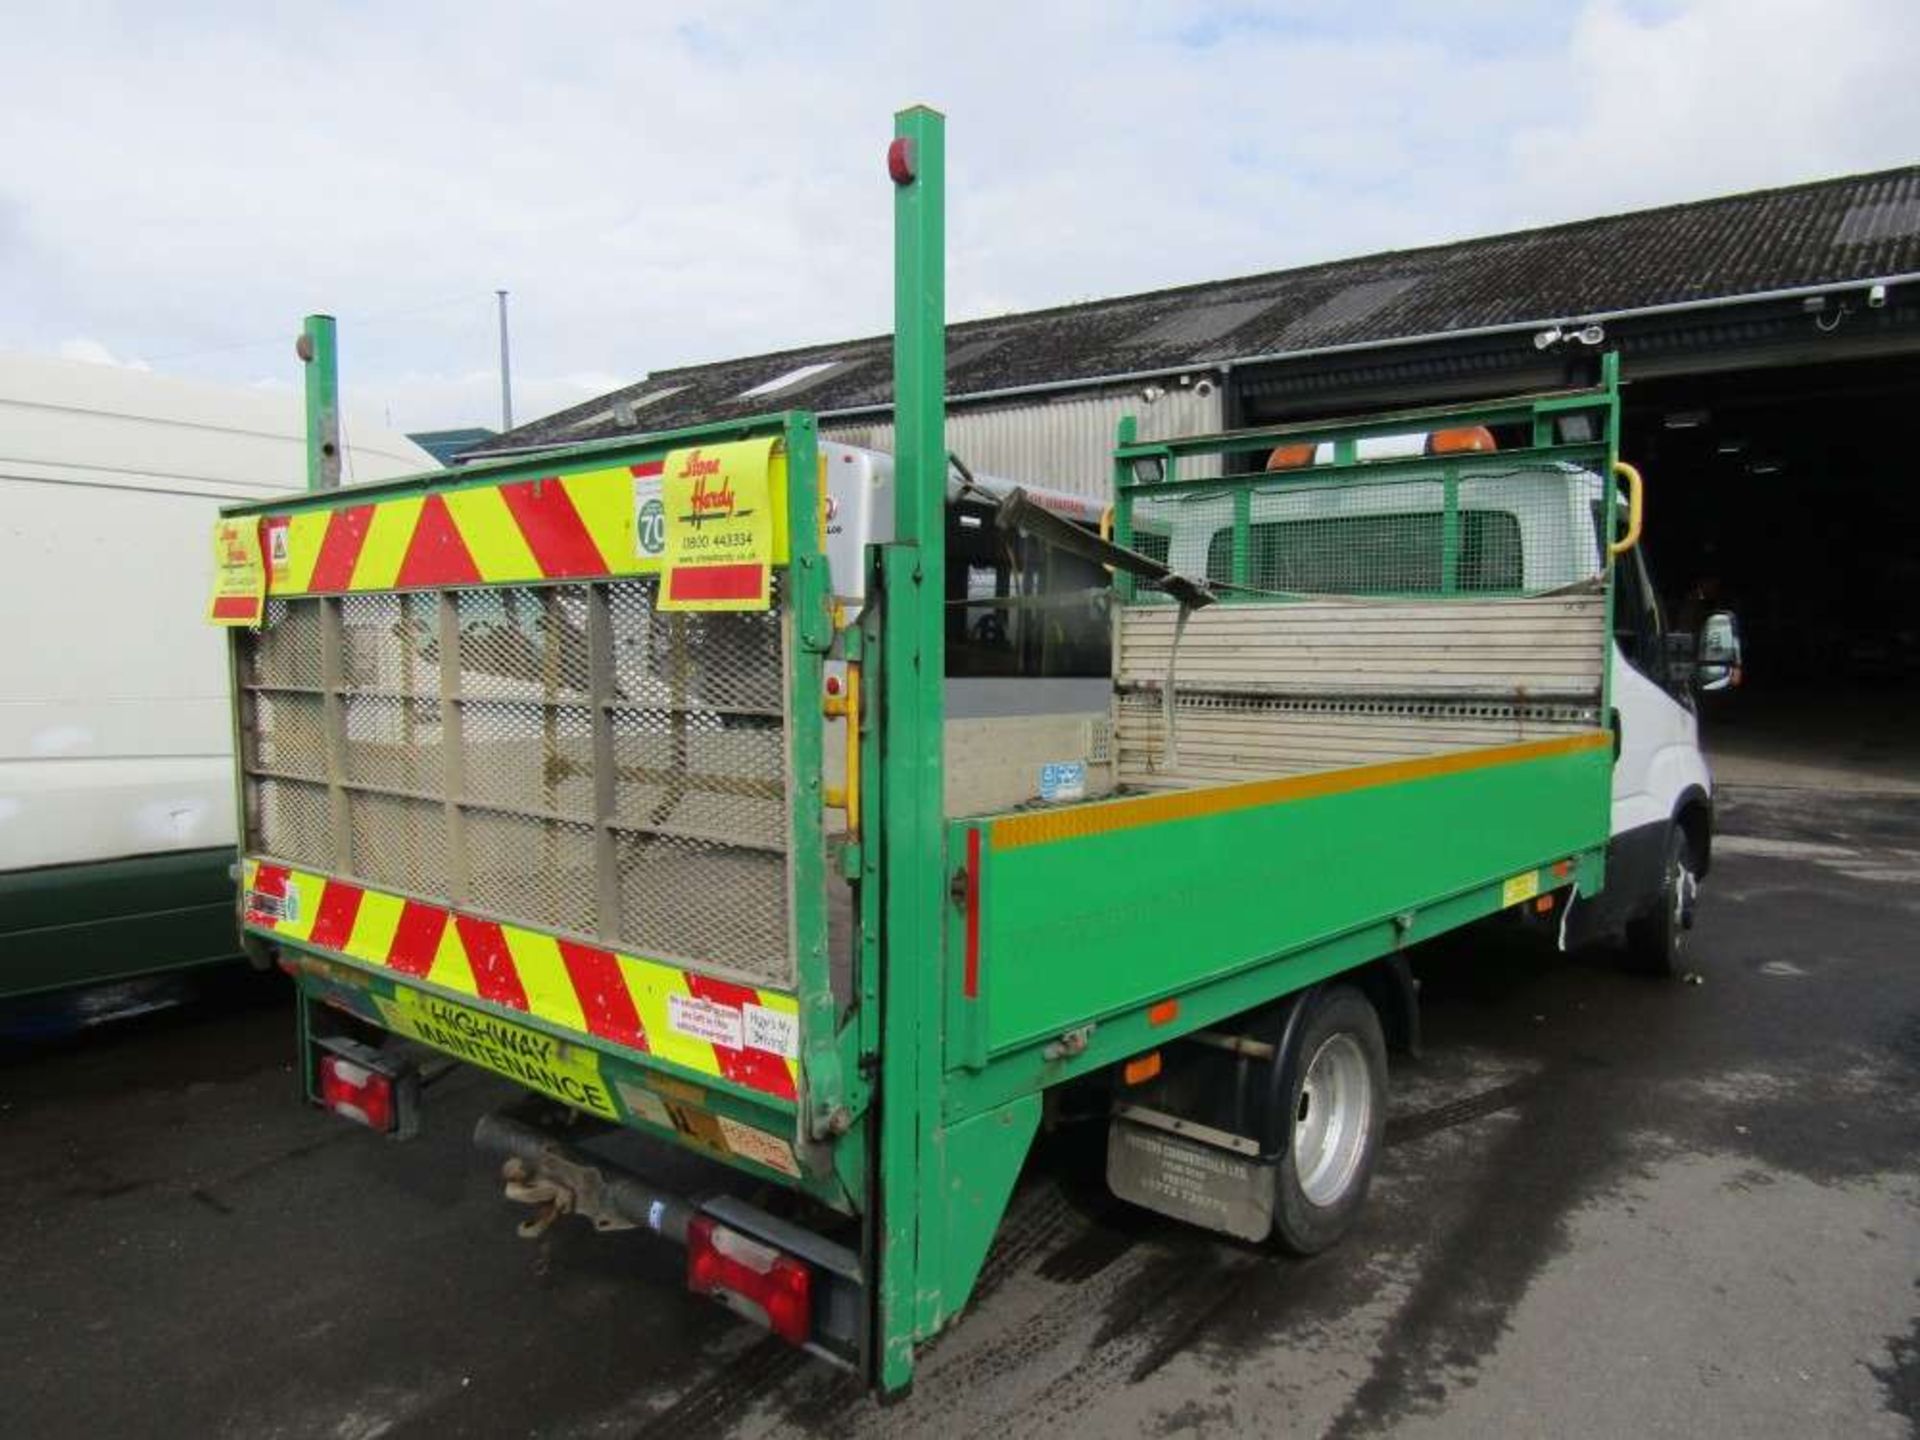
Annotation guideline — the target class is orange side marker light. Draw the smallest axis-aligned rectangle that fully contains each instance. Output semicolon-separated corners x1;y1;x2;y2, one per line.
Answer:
1123;1052;1162;1086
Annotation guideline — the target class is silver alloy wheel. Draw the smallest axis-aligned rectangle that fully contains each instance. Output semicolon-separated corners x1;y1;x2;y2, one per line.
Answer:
1292;1032;1375;1208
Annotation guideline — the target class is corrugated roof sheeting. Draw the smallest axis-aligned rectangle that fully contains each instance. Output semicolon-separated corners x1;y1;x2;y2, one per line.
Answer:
487;164;1920;454
824;382;1222;501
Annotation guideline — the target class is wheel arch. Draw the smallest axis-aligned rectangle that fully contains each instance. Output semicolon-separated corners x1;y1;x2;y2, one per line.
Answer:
1350;954;1420;1058
1674;784;1713;878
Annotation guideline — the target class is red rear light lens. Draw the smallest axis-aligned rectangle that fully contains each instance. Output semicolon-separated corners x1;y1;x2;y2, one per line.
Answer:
686;1215;813;1346
319;1053;396;1133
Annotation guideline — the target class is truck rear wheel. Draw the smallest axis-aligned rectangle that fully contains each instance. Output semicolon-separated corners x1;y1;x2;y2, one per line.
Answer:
1272;985;1387;1256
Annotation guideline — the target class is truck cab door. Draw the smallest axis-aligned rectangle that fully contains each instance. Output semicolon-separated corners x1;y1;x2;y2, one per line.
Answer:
1606;545;1711;900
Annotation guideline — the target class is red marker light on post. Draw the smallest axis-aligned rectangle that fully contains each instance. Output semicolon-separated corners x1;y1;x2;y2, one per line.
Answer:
887;136;916;186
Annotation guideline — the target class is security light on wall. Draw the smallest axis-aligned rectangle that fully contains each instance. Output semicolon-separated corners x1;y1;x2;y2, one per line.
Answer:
1131;456;1167;485
1532;322;1605;350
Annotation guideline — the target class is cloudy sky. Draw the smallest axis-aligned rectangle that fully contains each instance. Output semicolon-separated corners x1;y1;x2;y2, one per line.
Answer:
2;0;1914;435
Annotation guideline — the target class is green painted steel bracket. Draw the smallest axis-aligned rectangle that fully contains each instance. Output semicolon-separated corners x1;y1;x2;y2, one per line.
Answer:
300;313;340;491
873;102;957;1397
919;1093;1042;1336
779;411;847;1145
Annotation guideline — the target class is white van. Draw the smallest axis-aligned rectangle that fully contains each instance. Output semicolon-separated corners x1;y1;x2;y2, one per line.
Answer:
0;355;432;999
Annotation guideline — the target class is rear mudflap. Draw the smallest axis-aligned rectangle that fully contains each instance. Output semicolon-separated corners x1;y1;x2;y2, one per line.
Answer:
1106;1109;1275;1243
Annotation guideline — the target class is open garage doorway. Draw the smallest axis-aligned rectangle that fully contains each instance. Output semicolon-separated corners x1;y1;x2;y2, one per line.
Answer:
1622;353;1920;793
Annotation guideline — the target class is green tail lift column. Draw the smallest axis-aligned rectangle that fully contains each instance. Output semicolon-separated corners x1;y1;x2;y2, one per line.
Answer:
221;105;1622;1397
874;105;1045;1390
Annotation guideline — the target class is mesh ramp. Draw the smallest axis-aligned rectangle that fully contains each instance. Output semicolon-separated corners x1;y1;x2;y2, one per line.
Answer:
239;574;795;989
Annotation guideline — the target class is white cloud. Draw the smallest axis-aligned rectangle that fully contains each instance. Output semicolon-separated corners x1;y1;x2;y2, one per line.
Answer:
0;1;1911;433
1510;0;1920;220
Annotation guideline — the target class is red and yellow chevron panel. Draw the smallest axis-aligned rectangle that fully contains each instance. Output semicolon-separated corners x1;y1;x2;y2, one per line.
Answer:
241;858;801;1103
260;453;792;596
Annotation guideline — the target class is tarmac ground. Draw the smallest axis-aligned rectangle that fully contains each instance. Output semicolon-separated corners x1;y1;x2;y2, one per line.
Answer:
2;782;1916;1438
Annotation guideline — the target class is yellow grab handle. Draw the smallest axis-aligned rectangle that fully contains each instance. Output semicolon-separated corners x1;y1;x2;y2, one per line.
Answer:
822;662;861;837
1609;460;1644;557
1099;505;1116;573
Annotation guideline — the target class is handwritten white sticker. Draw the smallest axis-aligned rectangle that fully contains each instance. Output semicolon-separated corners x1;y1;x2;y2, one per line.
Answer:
742;1003;800;1060
668;993;744;1051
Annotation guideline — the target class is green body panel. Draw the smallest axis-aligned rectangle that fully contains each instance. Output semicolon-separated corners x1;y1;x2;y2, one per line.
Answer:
0;848;242;998
965;743;1611;1057
940;845;1606;1124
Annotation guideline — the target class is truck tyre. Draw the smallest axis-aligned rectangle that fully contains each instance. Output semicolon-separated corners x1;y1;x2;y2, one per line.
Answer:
1272;985;1388;1256
1625;825;1697;978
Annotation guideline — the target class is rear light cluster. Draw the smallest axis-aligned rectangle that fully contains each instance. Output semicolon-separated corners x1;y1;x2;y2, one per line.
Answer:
318;1053;398;1133
686;1215;813;1346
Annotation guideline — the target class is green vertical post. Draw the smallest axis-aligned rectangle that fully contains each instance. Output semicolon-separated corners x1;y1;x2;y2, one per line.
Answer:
1231;489;1252;589
1112;416;1137;604
299;314;341;492
877;104;946;1394
1600;350;1622;720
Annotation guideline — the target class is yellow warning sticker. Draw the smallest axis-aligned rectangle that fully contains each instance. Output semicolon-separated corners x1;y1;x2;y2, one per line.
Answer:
1502;870;1542;908
375;988;617;1119
207;517;267;626
658;437;777;611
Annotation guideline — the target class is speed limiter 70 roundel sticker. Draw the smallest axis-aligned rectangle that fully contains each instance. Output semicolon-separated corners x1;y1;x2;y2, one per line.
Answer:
633;465;666;559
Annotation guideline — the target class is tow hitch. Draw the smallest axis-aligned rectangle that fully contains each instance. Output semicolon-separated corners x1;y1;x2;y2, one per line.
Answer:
473;1111;866;1367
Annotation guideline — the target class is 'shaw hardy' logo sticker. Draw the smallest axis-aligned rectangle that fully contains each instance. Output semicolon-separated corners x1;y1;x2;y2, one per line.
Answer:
675;450;752;527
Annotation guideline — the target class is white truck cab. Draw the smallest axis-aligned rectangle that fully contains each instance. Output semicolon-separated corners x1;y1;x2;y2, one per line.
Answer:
1157;428;1741;974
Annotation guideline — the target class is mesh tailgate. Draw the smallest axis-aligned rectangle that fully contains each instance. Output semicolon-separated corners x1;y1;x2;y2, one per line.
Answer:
237;576;795;988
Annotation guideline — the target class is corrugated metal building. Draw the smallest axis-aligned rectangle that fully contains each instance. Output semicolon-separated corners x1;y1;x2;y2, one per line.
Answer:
473;163;1920;485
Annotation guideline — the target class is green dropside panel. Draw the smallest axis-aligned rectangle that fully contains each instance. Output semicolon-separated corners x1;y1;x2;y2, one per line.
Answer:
969;737;1611;1056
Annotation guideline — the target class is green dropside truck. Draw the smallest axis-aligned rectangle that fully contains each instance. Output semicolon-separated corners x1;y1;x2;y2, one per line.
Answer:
217;108;1697;1394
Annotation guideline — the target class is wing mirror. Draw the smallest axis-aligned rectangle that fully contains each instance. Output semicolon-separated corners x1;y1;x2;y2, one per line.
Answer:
1696;611;1742;692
